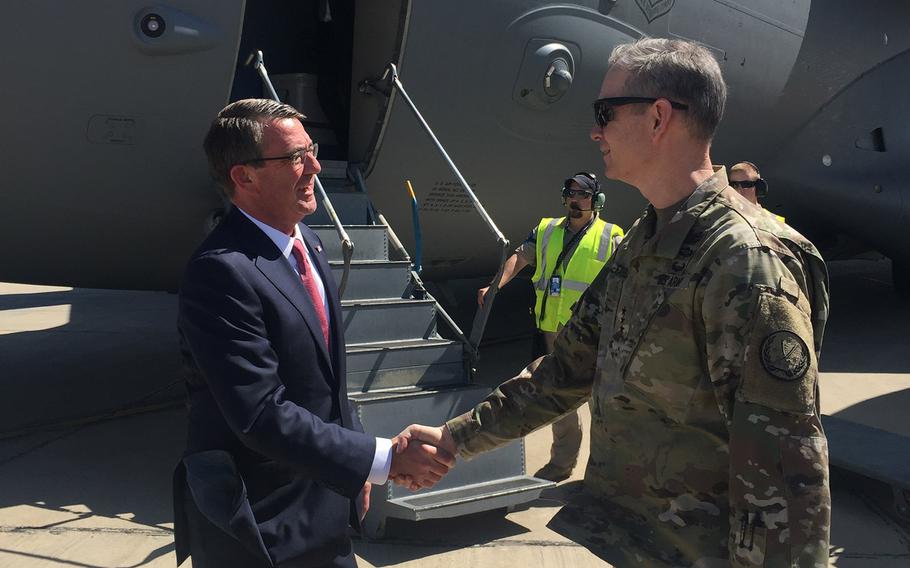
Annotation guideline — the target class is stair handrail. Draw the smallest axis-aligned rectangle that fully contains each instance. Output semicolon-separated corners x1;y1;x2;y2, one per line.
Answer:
248;49;354;298
314;176;354;298
349;166;411;263
383;63;510;357
352;164;472;362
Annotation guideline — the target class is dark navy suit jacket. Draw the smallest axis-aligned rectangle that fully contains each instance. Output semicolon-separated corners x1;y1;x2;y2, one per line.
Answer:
174;207;374;567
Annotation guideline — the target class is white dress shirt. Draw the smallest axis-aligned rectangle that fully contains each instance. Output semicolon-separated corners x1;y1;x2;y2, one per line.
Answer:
238;208;393;485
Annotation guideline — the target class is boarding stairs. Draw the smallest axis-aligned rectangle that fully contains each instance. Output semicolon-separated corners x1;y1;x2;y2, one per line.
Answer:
308;165;552;538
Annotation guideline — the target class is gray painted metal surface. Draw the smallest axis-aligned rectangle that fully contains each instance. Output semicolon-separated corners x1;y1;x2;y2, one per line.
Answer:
329;261;412;300
312;226;389;262
3;1;909;291
353;385;554;536
339;299;437;343
346;339;463;392
301;163;548;534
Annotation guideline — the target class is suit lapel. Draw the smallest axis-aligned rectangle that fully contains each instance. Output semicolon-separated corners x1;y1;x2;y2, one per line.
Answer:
227;211;334;371
255;253;334;371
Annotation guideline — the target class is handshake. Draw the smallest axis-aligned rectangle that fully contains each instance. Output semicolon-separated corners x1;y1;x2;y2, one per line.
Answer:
387;424;458;491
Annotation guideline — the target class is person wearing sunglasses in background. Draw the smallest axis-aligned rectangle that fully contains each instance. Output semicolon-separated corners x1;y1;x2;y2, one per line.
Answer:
477;172;624;482
729;161;787;223
401;37;830;567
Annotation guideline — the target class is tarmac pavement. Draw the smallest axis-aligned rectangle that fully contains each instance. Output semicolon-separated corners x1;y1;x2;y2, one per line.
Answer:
1;258;909;567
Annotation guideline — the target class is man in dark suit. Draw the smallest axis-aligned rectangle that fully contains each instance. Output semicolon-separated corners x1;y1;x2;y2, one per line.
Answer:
174;99;454;568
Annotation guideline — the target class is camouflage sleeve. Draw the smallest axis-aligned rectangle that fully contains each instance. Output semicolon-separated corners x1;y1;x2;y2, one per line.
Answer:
701;246;830;567
446;264;607;459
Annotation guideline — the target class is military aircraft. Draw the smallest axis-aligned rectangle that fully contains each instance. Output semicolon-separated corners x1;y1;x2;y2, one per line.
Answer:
2;0;909;295
2;0;909;546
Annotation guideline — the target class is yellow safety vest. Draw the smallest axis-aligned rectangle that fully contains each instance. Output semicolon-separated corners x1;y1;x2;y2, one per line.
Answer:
762;208;786;224
531;217;623;332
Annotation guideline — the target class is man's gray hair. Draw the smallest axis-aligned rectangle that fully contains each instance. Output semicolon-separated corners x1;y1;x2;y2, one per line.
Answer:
609;38;726;141
203;98;305;197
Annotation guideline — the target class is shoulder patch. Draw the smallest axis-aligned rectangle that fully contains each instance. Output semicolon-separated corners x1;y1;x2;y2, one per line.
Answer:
760;331;809;381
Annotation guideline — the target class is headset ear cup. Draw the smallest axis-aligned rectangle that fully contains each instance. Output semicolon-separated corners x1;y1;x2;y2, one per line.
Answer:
755;179;768;197
594;192;606;210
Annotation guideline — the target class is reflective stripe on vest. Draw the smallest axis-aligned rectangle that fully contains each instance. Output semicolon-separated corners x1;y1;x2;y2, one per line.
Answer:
530;217;621;332
533;218;562;291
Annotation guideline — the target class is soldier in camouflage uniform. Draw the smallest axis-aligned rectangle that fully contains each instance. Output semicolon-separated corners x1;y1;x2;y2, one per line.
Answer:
395;38;831;567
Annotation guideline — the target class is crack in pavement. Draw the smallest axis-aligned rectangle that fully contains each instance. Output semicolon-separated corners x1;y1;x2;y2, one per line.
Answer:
0;525;172;537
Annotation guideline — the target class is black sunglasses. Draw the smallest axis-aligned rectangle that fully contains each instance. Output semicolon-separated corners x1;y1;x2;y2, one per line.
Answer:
593;97;689;127
562;188;593;199
730;180;758;189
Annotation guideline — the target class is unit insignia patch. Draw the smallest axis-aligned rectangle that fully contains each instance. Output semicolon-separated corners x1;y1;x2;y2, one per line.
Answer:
760;330;810;381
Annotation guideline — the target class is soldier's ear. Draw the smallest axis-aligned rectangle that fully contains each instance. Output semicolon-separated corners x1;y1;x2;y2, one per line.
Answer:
651;99;673;139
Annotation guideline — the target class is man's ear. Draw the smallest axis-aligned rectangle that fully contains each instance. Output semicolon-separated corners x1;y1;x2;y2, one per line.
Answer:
650;99;674;140
229;164;255;191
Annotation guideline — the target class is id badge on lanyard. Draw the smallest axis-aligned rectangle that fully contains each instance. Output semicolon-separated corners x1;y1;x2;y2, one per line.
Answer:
549;275;562;296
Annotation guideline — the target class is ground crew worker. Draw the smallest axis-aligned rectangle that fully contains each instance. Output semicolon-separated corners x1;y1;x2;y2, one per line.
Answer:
398;37;831;567
477;173;623;482
729;161;787;222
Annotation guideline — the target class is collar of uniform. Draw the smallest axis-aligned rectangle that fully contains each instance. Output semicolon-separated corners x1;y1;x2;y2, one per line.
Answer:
652;166;728;259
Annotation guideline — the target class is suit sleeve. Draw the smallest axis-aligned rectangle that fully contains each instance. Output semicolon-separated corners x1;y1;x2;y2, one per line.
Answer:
701;247;830;567
179;254;374;499
446;264;604;458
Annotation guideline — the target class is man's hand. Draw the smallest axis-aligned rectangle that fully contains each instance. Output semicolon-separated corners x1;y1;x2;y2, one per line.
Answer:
358;481;371;522
396;423;457;456
391;424;458;491
388;438;455;490
477;286;490;307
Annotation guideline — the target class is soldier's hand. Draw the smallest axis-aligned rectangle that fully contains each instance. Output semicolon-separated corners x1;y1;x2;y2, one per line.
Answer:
388;438;455;490
395;424;457;456
477;286;490;307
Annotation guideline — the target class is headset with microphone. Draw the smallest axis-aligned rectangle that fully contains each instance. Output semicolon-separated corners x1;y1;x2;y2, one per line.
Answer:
562;172;605;211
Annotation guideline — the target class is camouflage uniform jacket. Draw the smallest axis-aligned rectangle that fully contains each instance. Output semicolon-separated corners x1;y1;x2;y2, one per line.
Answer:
447;168;831;567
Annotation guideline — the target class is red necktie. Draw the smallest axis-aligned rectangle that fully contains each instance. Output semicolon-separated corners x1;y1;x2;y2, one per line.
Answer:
291;239;330;348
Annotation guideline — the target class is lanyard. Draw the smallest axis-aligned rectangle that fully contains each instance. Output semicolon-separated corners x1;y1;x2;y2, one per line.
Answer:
551;216;596;276
538;216;596;327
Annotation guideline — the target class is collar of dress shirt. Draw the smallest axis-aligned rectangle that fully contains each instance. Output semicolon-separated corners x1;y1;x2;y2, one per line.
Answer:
236;207;302;260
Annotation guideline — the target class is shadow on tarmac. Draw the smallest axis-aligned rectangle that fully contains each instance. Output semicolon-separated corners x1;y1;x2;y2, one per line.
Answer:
0;286;184;435
821;259;910;374
0;259;908;566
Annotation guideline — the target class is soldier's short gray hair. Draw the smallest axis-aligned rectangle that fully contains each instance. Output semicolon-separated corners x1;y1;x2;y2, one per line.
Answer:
203;98;305;198
609;38;726;141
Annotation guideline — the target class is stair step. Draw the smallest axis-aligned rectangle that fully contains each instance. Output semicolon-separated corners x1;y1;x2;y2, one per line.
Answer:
310;225;389;262
353;385;527;490
330;261;411;300
306;192;373;225
383;475;553;521
352;384;548;535
339;299;437;343
316;160;348;180
346;339;464;393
